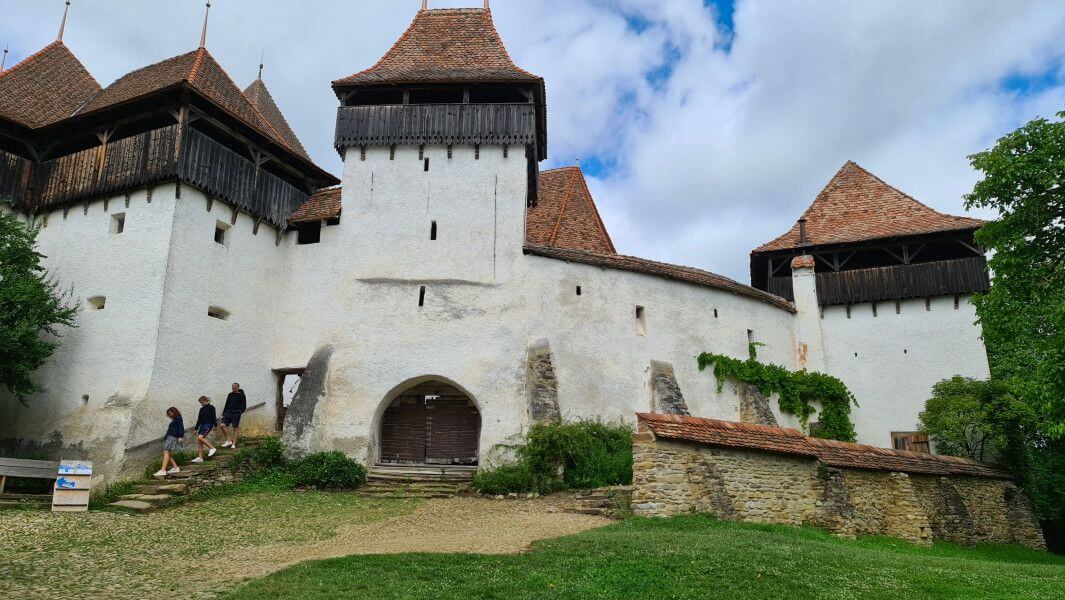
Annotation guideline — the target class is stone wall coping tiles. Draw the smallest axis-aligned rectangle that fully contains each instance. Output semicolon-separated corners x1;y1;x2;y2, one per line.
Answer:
636;413;1010;479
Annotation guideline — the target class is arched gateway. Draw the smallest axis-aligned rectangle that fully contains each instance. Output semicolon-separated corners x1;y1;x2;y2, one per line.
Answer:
379;381;481;465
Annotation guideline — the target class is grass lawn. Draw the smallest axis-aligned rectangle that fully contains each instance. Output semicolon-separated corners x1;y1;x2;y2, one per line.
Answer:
0;490;417;599
226;515;1065;600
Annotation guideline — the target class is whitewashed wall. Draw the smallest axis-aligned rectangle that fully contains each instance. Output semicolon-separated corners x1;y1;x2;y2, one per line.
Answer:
819;296;990;447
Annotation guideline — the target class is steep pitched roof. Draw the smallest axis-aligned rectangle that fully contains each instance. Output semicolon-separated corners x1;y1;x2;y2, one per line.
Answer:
526;166;615;254
637;413;1009;479
243;78;310;160
0;42;100;128
289;186;340;224
525;245;796;312
755;161;986;252
75;48;301;159
333;8;542;87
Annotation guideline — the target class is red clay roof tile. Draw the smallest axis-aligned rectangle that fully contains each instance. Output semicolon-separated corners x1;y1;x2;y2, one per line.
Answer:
0;42;100;128
755;161;985;252
637;413;1009;479
243;78;310;161
527;166;615;254
333;8;542;87
289;187;340;224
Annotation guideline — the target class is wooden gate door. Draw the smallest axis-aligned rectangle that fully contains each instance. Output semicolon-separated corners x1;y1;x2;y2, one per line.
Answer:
379;396;427;464
425;395;481;465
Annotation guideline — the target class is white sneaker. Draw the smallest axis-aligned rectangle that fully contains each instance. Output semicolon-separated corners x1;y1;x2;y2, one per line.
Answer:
190;457;204;464
221;441;233;448
230;445;237;451
208;448;217;458
167;466;181;474
152;469;167;478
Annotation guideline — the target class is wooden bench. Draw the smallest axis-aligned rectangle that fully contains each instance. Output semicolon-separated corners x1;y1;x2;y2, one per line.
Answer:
0;458;60;493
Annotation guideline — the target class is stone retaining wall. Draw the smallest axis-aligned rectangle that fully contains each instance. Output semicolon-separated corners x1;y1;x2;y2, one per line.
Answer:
632;416;1044;549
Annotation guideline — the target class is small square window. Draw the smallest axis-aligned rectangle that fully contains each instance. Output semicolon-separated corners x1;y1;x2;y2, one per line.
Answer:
207;306;230;321
88;296;106;310
109;213;125;235
635;306;646;336
296;222;322;245
214;221;230;245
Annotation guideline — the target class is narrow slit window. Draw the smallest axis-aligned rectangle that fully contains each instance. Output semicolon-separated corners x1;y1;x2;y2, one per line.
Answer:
418;286;426;307
88;296;106;310
430;221;437;241
635;306;646;336
713;308;718;318
207;306;230;321
576;285;582;296
423;158;430;172
109;213;125;235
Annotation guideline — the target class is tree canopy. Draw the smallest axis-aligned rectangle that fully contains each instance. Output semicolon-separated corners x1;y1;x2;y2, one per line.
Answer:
0;210;77;403
965;111;1065;437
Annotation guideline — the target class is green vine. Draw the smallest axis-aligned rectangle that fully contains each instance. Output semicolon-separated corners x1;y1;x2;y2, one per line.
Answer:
697;352;858;442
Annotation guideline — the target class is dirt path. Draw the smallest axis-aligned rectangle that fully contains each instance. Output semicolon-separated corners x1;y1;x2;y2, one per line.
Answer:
228;496;612;582
0;493;610;599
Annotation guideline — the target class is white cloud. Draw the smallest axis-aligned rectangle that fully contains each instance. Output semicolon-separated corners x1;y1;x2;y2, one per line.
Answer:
2;0;1063;281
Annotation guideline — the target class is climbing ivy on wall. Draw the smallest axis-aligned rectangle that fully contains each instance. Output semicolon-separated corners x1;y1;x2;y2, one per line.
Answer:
697;352;858;442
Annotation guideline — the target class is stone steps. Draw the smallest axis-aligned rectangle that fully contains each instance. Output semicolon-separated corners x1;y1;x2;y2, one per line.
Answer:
359;464;477;499
561;486;633;519
106;438;273;511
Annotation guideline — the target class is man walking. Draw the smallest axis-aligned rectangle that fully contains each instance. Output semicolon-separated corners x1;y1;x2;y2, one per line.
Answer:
219;383;247;450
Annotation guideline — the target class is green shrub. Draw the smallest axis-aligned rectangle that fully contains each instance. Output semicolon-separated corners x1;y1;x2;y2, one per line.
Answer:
475;421;633;495
473;463;535;495
232;437;286;471
291;452;367;490
89;480;139;509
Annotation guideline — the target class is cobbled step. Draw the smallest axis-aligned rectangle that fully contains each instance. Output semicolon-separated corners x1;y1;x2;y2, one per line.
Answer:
108;500;154;511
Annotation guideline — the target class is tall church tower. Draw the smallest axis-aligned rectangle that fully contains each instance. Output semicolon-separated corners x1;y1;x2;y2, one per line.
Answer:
332;6;546;284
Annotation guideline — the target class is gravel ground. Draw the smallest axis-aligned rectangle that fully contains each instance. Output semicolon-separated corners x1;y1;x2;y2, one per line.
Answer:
0;494;609;599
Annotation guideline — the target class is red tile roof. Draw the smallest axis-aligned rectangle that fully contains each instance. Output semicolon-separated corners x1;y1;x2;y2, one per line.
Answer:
637;413;1009;479
289;187;340;224
0;42;100;128
333;8;542;87
244;78;310;160
75;48;310;164
755;161;985;252
526;245;796;312
526;166;615;254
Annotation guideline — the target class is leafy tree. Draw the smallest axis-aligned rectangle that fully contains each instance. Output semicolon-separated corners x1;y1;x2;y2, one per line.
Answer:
0;210;77;403
964;111;1065;437
918;377;1033;464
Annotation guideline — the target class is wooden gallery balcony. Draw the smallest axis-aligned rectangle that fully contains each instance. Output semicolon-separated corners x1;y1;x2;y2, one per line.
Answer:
768;257;991;306
335;103;538;148
0;125;309;228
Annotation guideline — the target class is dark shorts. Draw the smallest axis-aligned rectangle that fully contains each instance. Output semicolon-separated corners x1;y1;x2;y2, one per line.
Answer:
197;424;215;437
221;412;242;428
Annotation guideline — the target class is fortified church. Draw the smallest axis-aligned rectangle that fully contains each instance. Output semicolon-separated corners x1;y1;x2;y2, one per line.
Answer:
0;5;992;479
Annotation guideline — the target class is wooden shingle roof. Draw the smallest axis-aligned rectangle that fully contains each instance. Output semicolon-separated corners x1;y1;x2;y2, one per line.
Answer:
333;8;542;88
526;166;615;254
637;413;1009;478
755;161;985;252
0;42;100;128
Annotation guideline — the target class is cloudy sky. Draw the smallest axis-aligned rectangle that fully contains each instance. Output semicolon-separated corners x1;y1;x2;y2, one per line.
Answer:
2;0;1063;280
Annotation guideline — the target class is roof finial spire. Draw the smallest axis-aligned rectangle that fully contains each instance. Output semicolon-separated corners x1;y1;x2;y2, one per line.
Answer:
1;45;9;72
421;0;428;10
258;49;264;80
485;0;490;9
199;1;212;49
58;0;71;43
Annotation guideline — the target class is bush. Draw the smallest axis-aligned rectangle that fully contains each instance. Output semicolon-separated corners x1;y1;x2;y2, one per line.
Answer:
291;451;367;490
475;421;633;495
232;437;286;471
473;463;535;495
